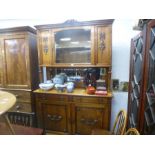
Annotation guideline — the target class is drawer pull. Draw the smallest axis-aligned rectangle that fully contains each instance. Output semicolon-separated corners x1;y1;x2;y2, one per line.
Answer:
47;114;62;121
15;94;20;98
16;105;21;110
80;118;98;126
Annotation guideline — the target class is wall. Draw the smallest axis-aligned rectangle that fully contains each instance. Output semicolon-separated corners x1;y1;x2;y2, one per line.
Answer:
111;19;139;130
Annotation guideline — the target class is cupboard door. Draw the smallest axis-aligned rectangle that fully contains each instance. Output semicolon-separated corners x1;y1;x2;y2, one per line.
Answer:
143;21;155;134
3;37;30;89
52;26;95;66
43;104;68;133
95;26;112;66
37;30;52;65
128;33;145;130
73;105;106;135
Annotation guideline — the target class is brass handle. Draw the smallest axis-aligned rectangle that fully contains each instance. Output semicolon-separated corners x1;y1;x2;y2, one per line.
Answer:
47;114;62;121
80;118;98;126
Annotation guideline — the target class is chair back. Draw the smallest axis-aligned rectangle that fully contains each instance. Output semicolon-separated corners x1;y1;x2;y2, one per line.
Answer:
112;110;127;135
7;111;36;127
125;128;140;135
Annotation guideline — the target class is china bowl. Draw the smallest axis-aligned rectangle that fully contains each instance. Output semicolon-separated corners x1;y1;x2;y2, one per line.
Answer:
39;83;54;91
55;84;66;92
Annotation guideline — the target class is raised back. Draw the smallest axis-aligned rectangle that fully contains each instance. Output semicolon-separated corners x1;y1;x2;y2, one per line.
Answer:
125;128;140;135
7;111;36;127
112;110;127;135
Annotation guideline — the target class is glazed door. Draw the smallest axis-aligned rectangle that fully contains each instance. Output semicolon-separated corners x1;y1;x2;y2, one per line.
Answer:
52;26;95;66
127;33;145;130
143;20;155;134
95;26;112;66
2;35;30;89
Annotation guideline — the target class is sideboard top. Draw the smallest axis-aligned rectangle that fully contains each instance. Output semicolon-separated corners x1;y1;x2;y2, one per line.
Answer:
35;19;114;30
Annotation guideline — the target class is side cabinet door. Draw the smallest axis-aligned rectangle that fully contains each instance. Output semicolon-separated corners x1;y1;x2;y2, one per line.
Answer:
95;26;112;66
2;35;30;89
37;30;52;65
74;106;105;135
43;104;68;133
127;33;145;130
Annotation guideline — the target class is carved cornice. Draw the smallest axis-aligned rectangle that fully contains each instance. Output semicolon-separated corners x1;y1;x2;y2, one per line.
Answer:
35;19;114;30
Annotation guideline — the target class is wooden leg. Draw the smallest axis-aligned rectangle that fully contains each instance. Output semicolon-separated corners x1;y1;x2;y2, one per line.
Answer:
3;115;15;135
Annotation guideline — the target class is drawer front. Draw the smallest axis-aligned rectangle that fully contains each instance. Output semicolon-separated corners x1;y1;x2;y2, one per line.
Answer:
9;102;32;112
7;90;31;103
43;104;68;133
35;94;68;103
72;96;108;104
75;106;105;134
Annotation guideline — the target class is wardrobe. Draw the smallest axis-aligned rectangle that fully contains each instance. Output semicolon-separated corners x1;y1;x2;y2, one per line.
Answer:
0;26;39;112
128;19;155;134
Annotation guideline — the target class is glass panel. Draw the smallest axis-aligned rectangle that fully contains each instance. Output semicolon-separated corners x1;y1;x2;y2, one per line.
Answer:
131;98;139;126
150;28;155;48
54;28;91;63
134;53;142;83
137;38;143;53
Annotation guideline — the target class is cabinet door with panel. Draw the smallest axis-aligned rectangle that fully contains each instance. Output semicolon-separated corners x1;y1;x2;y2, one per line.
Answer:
37;30;52;66
2;35;30;89
73;105;105;134
95;26;112;66
143;20;155;134
43;103;69;133
72;97;111;135
127;33;145;130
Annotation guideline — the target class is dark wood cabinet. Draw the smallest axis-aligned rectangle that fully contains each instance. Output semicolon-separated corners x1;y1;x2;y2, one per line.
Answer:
34;90;112;135
128;19;155;134
0;27;39;112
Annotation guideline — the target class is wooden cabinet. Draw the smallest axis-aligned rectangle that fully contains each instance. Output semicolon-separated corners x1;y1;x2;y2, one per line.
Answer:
0;27;39;112
35;19;113;67
34;91;111;135
128;19;155;134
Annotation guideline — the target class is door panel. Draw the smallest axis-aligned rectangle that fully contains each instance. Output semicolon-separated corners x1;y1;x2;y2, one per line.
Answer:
128;33;144;129
143;24;155;134
4;38;30;88
43;104;68;133
95;26;112;66
75;106;104;134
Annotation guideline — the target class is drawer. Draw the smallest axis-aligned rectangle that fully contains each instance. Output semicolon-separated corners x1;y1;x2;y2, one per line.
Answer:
72;96;108;104
43;103;68;133
7;90;31;103
35;94;68;103
9;102;32;112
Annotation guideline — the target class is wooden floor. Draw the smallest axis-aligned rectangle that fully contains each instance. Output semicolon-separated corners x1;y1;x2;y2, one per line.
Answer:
0;122;44;135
